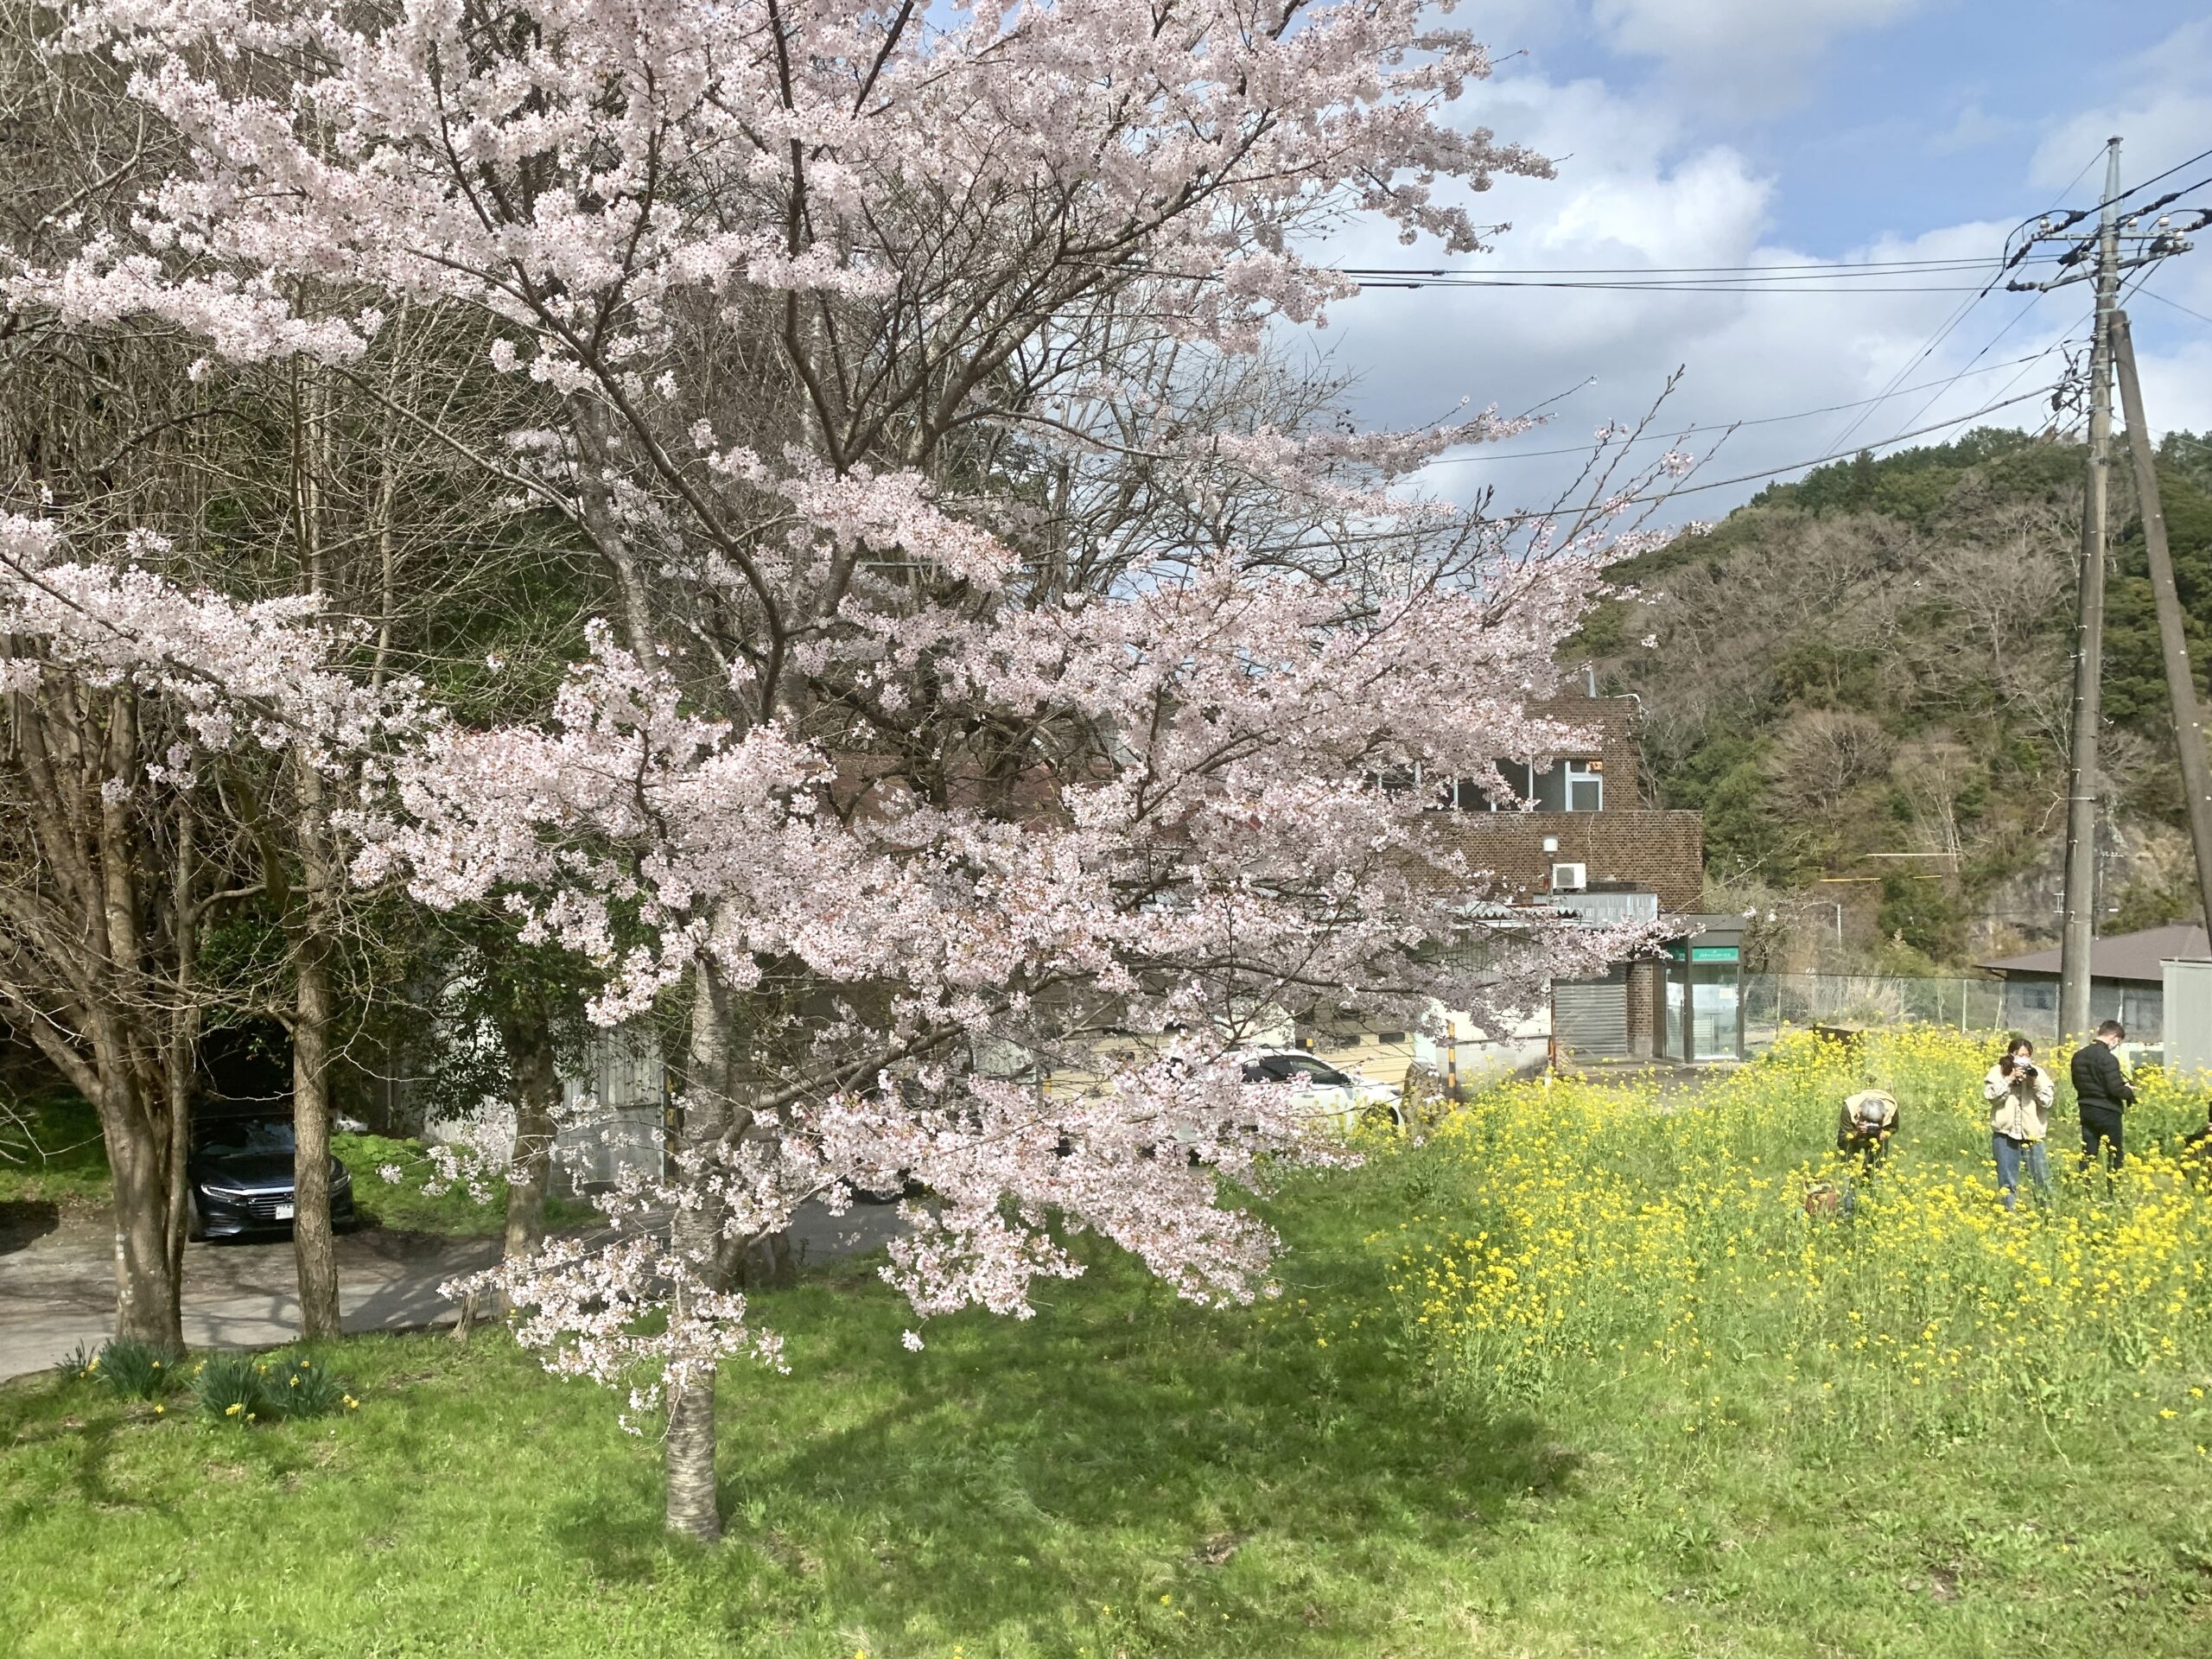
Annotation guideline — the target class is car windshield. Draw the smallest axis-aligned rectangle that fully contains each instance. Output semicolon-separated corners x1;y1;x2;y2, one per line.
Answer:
194;1117;295;1154
1244;1056;1353;1086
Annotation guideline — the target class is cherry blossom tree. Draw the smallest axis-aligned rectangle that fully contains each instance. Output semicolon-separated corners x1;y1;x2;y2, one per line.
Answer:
11;0;1681;1538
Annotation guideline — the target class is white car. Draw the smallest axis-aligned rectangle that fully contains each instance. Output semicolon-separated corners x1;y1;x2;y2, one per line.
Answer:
1236;1050;1403;1131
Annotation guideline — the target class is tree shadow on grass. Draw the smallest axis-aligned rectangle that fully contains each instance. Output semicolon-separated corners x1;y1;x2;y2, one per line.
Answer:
549;1233;1570;1651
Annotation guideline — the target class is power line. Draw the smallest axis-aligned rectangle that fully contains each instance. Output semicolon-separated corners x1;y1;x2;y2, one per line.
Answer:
2050;143;2108;204
1879;286;2052;447
1338;255;2005;276
1423;346;2073;467
2105;146;2212;210
1825;282;2001;454
1453;385;2060;527
1341;275;1997;294
1821;148;2146;458
2135;286;2212;328
1633;387;2057;504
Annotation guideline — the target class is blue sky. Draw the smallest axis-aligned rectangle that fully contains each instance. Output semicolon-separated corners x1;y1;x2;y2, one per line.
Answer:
1306;1;2212;520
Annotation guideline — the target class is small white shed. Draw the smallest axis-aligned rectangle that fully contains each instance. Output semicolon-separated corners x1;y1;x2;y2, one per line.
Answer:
2160;959;2212;1085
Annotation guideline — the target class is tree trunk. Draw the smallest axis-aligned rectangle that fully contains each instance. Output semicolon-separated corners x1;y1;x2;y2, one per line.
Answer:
664;1358;721;1541
499;1014;561;1264
101;1077;185;1350
664;957;734;1541
290;931;342;1341
162;801;200;1312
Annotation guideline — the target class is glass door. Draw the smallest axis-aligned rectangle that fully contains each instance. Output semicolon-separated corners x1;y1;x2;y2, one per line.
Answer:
1663;963;1688;1059
1690;959;1740;1061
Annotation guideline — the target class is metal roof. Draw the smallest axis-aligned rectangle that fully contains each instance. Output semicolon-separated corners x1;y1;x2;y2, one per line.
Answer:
1976;923;2212;984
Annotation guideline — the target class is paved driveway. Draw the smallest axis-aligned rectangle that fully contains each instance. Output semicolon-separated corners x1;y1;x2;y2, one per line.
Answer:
0;1201;903;1380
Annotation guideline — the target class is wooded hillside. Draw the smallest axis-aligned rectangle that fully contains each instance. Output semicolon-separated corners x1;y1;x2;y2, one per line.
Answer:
1578;428;2212;969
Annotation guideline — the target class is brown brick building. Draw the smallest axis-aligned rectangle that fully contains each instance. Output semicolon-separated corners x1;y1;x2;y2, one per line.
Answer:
1414;695;1739;1064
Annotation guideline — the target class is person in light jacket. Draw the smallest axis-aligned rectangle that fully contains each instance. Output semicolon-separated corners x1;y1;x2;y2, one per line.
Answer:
1983;1036;2054;1210
1834;1083;1899;1174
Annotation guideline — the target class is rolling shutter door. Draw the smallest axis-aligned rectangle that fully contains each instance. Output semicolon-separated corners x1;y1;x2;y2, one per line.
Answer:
1554;971;1630;1059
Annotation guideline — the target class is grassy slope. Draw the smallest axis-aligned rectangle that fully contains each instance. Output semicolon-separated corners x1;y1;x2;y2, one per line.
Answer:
4;1155;2209;1657
332;1131;595;1236
0;1092;110;1210
0;1097;584;1237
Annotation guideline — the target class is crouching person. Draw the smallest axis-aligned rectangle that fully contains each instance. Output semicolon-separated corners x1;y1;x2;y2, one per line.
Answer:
1984;1036;2054;1211
1835;1083;1899;1174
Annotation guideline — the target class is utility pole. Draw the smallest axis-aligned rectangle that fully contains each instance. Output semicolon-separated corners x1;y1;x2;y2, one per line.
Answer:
2007;140;2212;1035
2056;137;2123;1043
2112;308;2212;927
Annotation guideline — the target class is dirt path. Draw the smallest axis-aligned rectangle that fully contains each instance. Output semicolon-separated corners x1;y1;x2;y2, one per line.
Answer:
0;1201;903;1379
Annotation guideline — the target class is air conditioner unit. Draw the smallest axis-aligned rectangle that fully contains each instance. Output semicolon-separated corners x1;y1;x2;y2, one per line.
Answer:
1550;861;1588;893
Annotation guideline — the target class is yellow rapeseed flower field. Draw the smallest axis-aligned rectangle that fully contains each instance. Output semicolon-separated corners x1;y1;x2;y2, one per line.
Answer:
1384;1028;2212;1441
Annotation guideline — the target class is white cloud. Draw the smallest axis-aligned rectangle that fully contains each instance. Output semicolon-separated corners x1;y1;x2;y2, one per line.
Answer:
1928;104;2030;156
1301;69;2082;523
1591;0;1927;108
1287;20;2212;531
2030;20;2212;192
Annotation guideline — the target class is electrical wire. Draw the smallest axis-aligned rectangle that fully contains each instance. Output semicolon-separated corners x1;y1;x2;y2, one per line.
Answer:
1823;275;2003;455
2135;287;2212;328
1336;256;2003;276
2103;146;2212;211
1805;146;2118;457
1456;385;2062;527
1879;286;2054;447
1421;345;2075;467
1593;387;2058;504
1338;275;1999;294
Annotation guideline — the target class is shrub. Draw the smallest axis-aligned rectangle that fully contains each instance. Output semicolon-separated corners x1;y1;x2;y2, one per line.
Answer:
91;1338;181;1401
263;1351;350;1419
193;1351;272;1423
53;1341;96;1384
192;1350;356;1424
56;1338;184;1400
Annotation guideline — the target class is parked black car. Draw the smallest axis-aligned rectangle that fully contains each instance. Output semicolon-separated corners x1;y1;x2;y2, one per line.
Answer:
185;1115;354;1242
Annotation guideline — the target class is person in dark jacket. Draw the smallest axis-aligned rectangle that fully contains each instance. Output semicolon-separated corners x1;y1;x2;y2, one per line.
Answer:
2070;1020;2135;1173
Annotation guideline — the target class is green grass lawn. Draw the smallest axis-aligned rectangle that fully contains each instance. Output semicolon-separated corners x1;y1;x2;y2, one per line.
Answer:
331;1131;596;1237
0;1091;110;1211
0;1093;586;1238
5;1151;2211;1658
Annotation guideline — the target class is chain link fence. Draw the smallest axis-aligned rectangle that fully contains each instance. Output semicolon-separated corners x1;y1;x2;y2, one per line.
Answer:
1744;973;2048;1052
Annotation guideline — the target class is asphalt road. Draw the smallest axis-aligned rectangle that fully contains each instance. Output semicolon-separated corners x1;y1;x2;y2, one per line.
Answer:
0;1200;904;1380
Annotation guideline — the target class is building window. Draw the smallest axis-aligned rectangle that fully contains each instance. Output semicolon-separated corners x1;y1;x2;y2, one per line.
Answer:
1491;757;1603;812
1564;760;1603;813
1371;757;1602;812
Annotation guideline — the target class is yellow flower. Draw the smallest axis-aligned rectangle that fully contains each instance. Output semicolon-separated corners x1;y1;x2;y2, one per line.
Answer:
224;1402;243;1416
